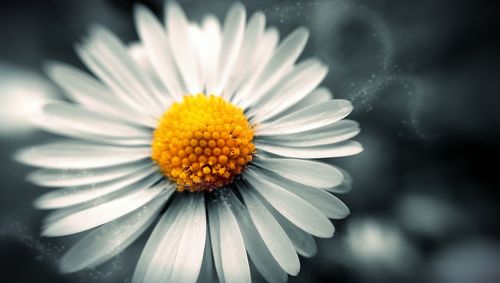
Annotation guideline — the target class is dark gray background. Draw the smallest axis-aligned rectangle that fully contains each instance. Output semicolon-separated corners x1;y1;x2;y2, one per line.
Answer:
0;0;499;282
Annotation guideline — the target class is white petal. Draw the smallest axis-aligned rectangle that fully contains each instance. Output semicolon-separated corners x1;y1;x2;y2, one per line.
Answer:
132;194;189;283
268;205;318;258
250;27;280;74
251;167;349;219
128;42;173;100
81;26;166;115
249;59;328;123
237;184;299;275
188;23;206;91
274;87;332;119
41;187;138;228
197;230;215;283
252;156;343;189
34;166;161;209
231;27;279;107
134;4;185;100
44;62;156;128
216;193;251;283
165;2;202;94
41;177;165;223
75;44;143;113
91;26;167;109
144;194;197;282
238;27;309;109
128;42;155;75
168;194;207;283
224;12;266;100
255;140;363;159
59;189;172;273
41;182;166;236
226;189;288;283
244;169;334;238
26;160;152;187
326;167;353;194
35;112;152;146
43;200;100;226
43;103;151;139
260;120;360;147
142;194;203;283
201;15;222;94
15;141;150;169
214;2;246;97
256;99;352;136
207;198;226;283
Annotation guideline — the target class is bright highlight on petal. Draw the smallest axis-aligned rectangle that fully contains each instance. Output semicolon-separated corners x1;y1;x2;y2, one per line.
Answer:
151;94;255;191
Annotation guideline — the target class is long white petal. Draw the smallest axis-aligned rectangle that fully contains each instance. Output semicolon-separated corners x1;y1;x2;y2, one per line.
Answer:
255;140;363;159
237;183;299;275
59;189;172;273
169;194;207;283
143;194;201;282
134;4;185;100
165;2;202;94
224;12;266;100
43;200;102;226
197;230;215;283
82;26;166;115
41;182;167;236
188;23;206;92
41;183;140;227
201;15;222;94
251;167;349;219
226;189;288;282
91;26;167;110
43;103;150;139
231;27;279;107
41;177;164;224
250;27;280;74
245;169;334;238
249;59;328;122
272;87;332;119
256;100;352;136
132;194;188;283
75;44;145;114
35;113;152;146
15;141;150;169
268;205;318;258
44;62;156;128
252;156;343;189
34;167;161;209
238;27;309;109
26;160;152;187
216;193;251;283
207;198;226;283
259;120;360;147
215;2;246;97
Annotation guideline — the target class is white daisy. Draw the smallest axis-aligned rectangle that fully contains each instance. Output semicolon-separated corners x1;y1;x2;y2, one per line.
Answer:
15;2;363;282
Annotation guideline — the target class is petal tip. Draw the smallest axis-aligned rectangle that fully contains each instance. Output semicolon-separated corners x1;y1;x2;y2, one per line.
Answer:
40;227;55;237
12;148;30;165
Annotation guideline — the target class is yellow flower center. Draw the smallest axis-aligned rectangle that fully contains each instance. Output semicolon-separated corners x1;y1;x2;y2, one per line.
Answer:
151;94;255;192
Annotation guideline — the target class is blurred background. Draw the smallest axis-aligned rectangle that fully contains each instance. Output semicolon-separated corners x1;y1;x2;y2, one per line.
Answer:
0;0;499;282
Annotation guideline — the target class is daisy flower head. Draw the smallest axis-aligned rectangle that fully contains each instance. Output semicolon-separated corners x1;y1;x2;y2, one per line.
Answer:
16;2;363;282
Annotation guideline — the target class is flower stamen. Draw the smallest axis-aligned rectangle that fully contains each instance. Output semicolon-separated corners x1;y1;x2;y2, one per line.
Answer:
151;94;255;192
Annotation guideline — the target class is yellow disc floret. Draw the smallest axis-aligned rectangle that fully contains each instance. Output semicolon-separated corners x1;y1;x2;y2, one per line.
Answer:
151;94;255;192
